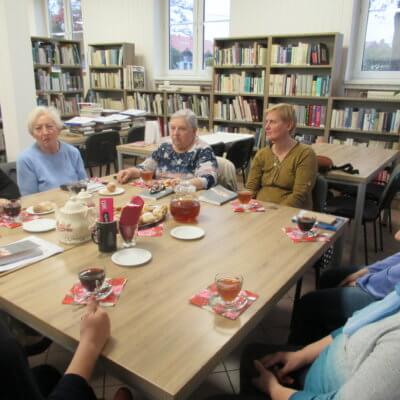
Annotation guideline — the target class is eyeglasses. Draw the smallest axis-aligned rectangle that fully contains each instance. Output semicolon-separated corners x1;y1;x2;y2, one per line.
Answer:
33;124;57;133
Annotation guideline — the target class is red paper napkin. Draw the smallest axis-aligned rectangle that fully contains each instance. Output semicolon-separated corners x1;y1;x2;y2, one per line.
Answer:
129;180;146;188
0;212;39;229
190;283;258;320
231;199;265;213
62;278;127;307
120;197;144;226
282;227;332;243
138;224;164;237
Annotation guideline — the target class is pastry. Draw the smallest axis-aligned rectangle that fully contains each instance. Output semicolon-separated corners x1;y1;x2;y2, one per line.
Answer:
106;182;116;193
33;201;54;213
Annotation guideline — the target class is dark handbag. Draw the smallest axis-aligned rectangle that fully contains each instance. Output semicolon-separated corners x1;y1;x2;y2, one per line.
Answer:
317;155;334;172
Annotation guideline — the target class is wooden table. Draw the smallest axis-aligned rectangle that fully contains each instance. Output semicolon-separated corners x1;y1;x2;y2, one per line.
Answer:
312;143;399;264
0;182;345;400
59;127;129;147
116;132;254;170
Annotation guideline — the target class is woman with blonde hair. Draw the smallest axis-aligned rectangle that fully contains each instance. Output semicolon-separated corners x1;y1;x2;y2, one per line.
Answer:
17;106;87;195
246;103;317;209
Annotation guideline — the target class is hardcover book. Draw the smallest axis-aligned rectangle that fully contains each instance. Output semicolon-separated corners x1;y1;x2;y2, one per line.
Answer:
198;185;238;206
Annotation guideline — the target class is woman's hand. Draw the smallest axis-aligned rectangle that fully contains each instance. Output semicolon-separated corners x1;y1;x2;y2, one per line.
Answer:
260;351;307;386
338;267;368;287
252;360;280;395
80;298;110;356
117;168;136;184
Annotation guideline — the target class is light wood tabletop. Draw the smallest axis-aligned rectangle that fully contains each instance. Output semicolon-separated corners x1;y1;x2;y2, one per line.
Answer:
0;182;345;400
59;128;129;147
312;143;399;264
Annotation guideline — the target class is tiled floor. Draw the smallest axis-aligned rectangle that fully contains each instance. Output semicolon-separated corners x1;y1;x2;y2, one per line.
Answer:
27;174;400;399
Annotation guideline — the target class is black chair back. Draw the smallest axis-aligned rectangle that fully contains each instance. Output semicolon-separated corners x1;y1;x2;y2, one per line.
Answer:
226;137;255;182
85;131;120;176
312;174;328;212
210;142;225;157
0;161;17;185
127;126;145;143
379;164;400;211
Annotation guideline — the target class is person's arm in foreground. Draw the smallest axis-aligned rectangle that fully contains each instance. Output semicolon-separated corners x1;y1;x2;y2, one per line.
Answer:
253;335;333;400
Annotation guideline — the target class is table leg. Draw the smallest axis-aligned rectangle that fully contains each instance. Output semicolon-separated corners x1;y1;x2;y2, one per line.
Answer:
350;183;366;265
117;152;123;170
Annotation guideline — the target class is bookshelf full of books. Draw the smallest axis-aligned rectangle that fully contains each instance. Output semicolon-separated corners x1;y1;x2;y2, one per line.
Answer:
212;36;268;148
31;37;83;118
266;33;343;143
328;97;400;149
88;43;136;110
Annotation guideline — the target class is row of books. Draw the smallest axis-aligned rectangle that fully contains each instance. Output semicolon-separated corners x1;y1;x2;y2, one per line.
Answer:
126;93;164;115
124;66;145;90
330;108;400;133
329;137;400;150
35;70;83;91
90;71;123;89
214;42;268;66
90;48;123;66
291;104;326;128
213;97;261;122
50;94;80;116
214;71;265;95
213;125;262;149
32;42;81;65
269;74;331;97
166;94;210;118
270;42;329;65
93;94;125;111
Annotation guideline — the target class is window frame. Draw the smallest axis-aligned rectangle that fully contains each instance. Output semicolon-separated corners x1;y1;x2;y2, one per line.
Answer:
45;0;83;40
166;0;230;79
349;0;400;84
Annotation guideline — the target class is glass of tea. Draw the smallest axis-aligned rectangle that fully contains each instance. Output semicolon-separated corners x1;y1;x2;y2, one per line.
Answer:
119;221;138;247
296;214;317;237
3;199;21;221
237;190;253;209
78;267;106;297
215;273;243;309
140;169;154;186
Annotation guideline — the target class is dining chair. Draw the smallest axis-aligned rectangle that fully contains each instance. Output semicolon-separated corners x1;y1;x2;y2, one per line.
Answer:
216;156;238;191
0;161;17;185
324;164;400;265
84;131;120;177
226;137;255;183
210;142;225;157
126;125;146;165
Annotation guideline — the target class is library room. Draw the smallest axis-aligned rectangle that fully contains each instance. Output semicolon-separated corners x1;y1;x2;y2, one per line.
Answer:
1;1;400;399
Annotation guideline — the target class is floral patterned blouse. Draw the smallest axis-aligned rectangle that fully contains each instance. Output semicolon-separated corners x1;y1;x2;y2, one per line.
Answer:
140;137;218;189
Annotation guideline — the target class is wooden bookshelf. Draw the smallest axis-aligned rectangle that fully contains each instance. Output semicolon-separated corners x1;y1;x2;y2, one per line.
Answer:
328;97;400;149
31;37;83;118
88;42;136;110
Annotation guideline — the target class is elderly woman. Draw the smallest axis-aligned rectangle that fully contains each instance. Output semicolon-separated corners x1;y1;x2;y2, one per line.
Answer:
246;103;317;209
117;109;218;190
17;106;87;195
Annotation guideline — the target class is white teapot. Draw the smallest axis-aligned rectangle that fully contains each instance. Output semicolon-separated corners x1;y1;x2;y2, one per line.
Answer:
76;188;95;208
56;196;96;244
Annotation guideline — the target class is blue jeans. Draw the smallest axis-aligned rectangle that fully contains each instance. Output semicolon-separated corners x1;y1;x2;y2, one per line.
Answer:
288;267;376;345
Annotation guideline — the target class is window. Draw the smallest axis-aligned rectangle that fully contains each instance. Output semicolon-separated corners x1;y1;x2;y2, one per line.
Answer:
168;0;230;76
46;0;83;41
351;0;400;81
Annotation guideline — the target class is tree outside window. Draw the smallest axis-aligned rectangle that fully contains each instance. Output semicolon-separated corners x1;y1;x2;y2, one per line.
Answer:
47;0;83;40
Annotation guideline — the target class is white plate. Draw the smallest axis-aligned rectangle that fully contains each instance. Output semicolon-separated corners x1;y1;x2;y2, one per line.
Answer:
22;218;56;233
98;187;125;196
111;248;152;267
170;226;205;240
26;205;55;215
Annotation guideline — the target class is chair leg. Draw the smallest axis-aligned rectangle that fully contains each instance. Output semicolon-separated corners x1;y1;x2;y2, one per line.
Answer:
89;167;94;177
363;223;368;265
373;220;377;253
242;168;246;185
379;214;383;251
388;208;392;233
106;163;110;176
99;165;102;177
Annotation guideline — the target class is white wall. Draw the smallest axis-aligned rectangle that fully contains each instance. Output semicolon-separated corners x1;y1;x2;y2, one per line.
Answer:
81;0;162;88
230;0;355;47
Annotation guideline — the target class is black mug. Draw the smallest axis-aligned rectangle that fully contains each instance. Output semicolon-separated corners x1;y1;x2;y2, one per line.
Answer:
91;221;117;253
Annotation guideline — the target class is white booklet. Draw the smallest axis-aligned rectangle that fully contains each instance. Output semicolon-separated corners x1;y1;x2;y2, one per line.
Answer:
0;236;64;273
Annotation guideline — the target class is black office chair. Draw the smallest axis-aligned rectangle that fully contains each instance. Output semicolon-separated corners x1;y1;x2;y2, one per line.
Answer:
226;137;255;183
85;131;120;177
324;164;400;265
210;142;225;157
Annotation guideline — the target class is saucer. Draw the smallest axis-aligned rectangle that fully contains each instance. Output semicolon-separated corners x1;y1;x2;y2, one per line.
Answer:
99;187;125;196
22;219;56;233
170;226;205;240
111;248;152;267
